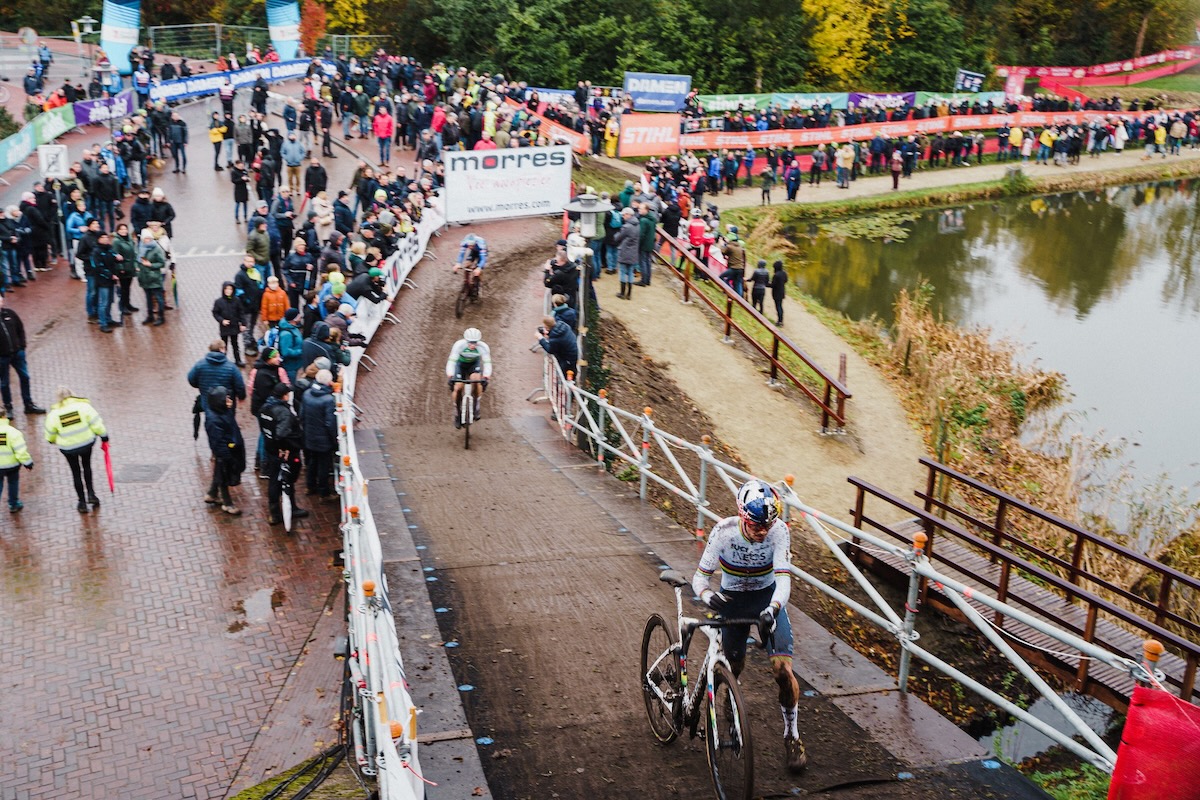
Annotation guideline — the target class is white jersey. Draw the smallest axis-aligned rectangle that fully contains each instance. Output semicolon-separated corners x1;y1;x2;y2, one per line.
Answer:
445;339;493;378
692;516;792;611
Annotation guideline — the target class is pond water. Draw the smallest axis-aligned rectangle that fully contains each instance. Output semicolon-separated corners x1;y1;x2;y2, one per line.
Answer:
788;179;1200;497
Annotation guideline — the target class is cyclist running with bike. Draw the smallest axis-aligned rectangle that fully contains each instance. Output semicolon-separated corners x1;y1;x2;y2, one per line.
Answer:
454;233;488;295
445;327;492;429
692;479;807;774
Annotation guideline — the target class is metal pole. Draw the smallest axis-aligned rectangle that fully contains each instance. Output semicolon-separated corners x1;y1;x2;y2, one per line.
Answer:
897;532;926;692
639;407;652;501
595;389;608;470
695;435;711;538
940;580;1117;764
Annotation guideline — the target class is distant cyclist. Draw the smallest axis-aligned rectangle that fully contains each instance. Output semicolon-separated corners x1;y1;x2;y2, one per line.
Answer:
445;327;492;428
454;233;488;292
692;479;807;774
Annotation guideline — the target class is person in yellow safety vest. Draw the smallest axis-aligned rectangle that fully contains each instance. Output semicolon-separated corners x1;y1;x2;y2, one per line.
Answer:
43;386;108;514
0;409;34;513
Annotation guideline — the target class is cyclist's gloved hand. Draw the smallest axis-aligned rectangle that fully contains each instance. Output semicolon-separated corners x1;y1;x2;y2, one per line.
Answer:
482;378;489;390
702;590;728;614
758;607;777;637
447;377;455;390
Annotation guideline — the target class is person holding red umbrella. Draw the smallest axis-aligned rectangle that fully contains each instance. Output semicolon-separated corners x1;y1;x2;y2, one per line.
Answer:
43;387;108;514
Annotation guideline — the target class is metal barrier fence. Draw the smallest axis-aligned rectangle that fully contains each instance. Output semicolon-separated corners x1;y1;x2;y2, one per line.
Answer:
330;193;446;799
533;355;1179;772
315;35;394;60
652;229;851;430
147;24;270;61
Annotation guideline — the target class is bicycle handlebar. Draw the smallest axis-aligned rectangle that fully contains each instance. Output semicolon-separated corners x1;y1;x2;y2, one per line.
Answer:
686;616;775;651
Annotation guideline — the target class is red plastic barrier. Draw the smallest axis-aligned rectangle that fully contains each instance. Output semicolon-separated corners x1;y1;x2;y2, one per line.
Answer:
1108;685;1200;800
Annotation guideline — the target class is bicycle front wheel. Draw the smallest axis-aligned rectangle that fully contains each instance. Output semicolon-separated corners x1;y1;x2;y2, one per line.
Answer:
705;662;754;800
640;613;682;744
455;287;467;318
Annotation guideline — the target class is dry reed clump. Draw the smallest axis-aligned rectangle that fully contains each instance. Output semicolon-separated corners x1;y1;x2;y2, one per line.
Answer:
891;283;1200;640
743;210;799;264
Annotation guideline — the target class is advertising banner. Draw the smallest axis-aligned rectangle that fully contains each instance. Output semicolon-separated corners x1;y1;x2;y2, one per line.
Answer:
266;0;301;61
696;93;774;112
443;144;573;224
954;69;986;93
149;58;316;103
0;126;36;175
995;46;1200;78
618;113;682;157
848;92;916;107
73;91;136;126
677;109;1119;151
100;0;140;74
771;92;850;110
623;72;692;112
32;105;75;143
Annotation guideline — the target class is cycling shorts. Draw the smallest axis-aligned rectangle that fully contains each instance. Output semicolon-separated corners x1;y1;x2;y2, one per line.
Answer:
453;360;483;382
718;584;793;662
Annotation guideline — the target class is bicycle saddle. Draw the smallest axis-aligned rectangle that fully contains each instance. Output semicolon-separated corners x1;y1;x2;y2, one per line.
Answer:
659;570;690;588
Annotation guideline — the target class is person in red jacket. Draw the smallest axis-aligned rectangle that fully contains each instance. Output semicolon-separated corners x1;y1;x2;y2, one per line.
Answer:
372;108;394;166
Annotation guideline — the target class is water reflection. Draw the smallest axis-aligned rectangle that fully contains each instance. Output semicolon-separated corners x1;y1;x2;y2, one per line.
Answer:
789;178;1200;489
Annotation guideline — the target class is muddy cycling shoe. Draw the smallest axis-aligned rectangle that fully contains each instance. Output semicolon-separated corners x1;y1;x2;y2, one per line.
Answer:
784;736;808;774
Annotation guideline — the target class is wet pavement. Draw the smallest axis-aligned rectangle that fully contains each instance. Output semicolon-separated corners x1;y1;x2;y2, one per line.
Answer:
0;96;367;799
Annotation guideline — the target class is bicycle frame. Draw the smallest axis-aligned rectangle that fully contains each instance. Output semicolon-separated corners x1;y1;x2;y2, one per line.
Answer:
647;584;758;737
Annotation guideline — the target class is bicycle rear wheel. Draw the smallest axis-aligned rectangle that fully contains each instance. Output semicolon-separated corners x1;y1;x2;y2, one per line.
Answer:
705;662;754;800
640;613;682;744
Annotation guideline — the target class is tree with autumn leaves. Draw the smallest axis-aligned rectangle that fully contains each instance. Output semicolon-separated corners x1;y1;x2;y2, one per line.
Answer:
4;0;1197;92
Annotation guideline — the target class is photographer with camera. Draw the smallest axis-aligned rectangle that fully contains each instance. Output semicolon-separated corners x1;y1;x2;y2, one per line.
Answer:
536;315;577;379
544;239;579;310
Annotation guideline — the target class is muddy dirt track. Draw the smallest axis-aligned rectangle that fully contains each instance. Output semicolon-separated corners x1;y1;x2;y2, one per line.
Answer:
352;218;1033;799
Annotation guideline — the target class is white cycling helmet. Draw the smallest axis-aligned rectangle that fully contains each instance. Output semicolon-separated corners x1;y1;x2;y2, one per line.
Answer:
463;327;482;343
736;479;781;527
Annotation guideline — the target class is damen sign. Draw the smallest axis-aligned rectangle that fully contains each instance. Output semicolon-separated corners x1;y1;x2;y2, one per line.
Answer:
443;144;573;223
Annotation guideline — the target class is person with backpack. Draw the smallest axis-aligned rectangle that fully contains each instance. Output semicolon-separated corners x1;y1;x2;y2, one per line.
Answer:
298;368;337;500
275;308;305;382
258;383;310;527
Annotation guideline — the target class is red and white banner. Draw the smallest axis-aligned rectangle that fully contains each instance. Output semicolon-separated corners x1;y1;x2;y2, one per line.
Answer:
996;46;1200;79
618;113;682;157
675;107;1198;151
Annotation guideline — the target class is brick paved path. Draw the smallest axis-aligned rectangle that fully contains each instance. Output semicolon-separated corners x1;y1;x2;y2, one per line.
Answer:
0;99;361;800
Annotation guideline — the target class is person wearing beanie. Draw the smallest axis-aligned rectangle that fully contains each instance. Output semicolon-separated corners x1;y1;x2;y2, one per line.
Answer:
346;265;387;304
276;307;305;381
298;368;337;499
257;381;309;527
750;258;771;314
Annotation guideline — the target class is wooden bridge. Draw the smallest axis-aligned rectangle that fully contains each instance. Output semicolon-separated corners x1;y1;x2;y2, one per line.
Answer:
847;457;1199;711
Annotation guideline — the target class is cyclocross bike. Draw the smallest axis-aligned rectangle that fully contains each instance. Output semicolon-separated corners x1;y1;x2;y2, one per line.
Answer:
452;377;485;449
641;569;771;800
454;260;481;319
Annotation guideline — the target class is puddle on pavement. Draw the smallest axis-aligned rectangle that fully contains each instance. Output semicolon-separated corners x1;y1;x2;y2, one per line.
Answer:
227;588;287;634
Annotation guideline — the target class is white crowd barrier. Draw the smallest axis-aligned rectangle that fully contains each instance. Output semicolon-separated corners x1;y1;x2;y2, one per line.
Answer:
334;198;446;800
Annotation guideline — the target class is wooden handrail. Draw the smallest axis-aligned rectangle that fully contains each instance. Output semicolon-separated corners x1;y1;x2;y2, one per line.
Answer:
653;228;851;428
920;457;1200;609
848;474;1200;702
